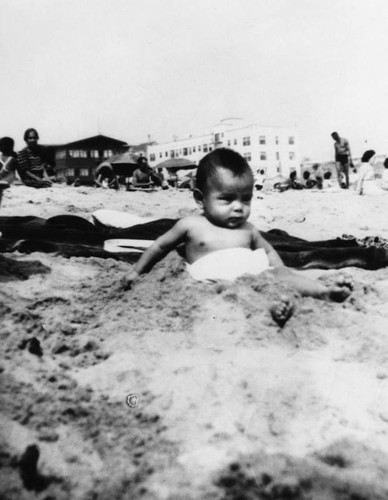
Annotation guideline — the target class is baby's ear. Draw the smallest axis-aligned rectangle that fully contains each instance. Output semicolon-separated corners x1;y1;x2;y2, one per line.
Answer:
193;188;204;208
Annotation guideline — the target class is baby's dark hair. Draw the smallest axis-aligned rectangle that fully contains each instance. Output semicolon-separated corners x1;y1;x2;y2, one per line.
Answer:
196;148;253;193
24;128;39;141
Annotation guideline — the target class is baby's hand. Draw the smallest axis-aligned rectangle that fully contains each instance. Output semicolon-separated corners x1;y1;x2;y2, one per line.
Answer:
122;270;140;291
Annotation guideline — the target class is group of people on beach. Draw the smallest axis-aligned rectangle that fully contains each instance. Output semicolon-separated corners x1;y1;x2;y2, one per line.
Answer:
94;156;168;191
0;128;170;195
266;132;388;195
0;128;56;194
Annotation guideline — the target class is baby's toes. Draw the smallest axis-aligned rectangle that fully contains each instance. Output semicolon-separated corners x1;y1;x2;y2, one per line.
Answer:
336;275;353;291
329;284;352;302
270;297;294;327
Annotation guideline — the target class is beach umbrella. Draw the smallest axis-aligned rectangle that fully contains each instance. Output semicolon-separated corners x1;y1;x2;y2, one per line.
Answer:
155;158;196;170
108;152;140;176
178;170;196;189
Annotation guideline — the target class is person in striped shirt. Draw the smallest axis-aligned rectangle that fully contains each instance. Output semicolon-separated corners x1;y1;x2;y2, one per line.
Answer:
17;128;55;188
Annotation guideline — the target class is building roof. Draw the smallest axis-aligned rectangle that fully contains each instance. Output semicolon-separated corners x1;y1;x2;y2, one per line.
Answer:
131;141;157;152
64;134;128;149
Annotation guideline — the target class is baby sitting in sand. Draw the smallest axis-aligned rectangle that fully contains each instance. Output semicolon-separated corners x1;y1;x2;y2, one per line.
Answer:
123;148;352;324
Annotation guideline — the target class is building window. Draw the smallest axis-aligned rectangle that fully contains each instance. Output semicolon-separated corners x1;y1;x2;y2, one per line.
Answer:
80;168;89;176
193;146;196;152
276;152;280;160
104;150;112;158
56;150;66;159
76;150;84;158
209;146;213;151
159;152;163;158
90;150;99;158
260;152;267;161
234;138;237;145
243;153;252;161
150;154;155;161
289;136;295;145
170;150;175;158
227;140;231;147
275;136;279;145
165;151;168;157
66;168;75;177
214;133;220;143
198;145;202;151
243;136;251;146
183;147;188;156
203;144;208;153
289;152;295;160
259;136;266;145
277;166;281;173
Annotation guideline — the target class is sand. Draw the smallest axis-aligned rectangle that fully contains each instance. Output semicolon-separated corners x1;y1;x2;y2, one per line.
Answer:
1;184;388;499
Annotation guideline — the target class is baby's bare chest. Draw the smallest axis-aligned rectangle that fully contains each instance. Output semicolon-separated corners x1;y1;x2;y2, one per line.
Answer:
186;226;253;262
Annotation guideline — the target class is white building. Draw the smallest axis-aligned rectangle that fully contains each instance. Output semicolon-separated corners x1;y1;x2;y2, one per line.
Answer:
147;118;300;178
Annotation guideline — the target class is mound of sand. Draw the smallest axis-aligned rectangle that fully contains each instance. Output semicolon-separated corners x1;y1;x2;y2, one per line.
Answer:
1;184;388;499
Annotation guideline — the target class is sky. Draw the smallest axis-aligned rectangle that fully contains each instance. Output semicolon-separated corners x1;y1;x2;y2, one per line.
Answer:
1;0;388;160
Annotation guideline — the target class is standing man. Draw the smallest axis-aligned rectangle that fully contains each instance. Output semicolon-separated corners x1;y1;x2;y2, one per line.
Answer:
331;131;352;188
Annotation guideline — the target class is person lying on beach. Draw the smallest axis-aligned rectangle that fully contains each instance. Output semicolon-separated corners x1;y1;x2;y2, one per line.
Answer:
302;170;317;189
311;164;323;189
322;170;336;190
273;170;303;192
123;148;353;323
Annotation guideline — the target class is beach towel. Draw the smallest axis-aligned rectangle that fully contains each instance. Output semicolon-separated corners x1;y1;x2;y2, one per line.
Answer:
187;248;271;282
0;215;387;270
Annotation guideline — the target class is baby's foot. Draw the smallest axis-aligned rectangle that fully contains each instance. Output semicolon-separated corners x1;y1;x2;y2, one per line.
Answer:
327;276;353;302
270;295;295;327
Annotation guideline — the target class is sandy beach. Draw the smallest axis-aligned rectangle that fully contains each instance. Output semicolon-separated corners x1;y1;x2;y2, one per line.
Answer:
1;183;388;499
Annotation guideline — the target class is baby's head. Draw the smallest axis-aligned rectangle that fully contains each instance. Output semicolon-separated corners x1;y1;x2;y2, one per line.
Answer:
194;148;254;229
384;158;388;169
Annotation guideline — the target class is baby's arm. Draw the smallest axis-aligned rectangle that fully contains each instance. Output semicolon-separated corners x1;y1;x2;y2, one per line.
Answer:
123;218;189;288
251;226;284;267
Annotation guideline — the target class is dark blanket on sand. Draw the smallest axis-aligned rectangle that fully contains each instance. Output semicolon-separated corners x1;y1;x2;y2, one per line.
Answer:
0;215;387;270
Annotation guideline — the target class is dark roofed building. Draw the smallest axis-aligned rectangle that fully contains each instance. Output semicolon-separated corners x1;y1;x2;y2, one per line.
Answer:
55;134;129;185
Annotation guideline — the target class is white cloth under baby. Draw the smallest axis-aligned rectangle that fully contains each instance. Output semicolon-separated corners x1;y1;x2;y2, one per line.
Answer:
91;209;153;229
186;247;271;282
